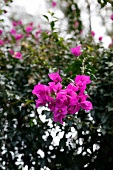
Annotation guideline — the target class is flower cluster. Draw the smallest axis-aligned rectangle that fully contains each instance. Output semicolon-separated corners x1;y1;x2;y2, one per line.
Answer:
32;71;93;124
7;20;42;59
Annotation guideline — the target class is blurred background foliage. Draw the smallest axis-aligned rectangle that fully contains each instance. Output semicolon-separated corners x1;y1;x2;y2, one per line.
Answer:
0;0;113;169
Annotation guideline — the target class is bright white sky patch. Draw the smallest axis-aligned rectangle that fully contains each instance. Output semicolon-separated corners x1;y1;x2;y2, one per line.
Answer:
11;0;46;15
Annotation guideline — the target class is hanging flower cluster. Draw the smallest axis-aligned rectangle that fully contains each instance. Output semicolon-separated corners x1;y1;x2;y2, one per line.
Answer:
32;71;93;124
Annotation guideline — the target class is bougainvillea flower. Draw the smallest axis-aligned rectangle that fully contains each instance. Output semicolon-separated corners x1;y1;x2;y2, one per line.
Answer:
13;52;22;59
32;71;93;124
76;82;87;93
32;83;50;98
29;22;33;26
35;98;47;108
52;1;57;7
54;106;67;124
0;30;3;35
25;26;33;33
67;83;78;92
68;104;80;114
81;101;93;111
14;34;23;41
75;75;91;92
53;114;65;124
66;89;78;106
110;14;113;20
91;31;95;37
98;36;103;41
48;71;62;83
35;29;42;38
10;28;16;35
36;29;42;35
17;20;22;25
70;46;82;57
48;98;55;112
12;21;18;27
75;75;91;85
0;39;4;46
78;92;88;102
48;82;62;93
55;92;67;107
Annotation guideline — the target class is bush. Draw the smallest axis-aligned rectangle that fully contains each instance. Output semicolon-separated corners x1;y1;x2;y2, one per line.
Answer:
0;0;113;169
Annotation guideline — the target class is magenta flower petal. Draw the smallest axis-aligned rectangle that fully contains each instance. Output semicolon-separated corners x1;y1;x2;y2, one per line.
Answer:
14;34;24;41
53;106;67;123
55;91;67;107
48;71;62;83
75;75;91;85
13;52;22;59
12;21;18;27
70;45;82;57
25;26;33;33
81;101;93;111
10;28;16;35
35;98;46;108
32;83;49;97
91;31;95;37
68;104;80;114
48;82;62;93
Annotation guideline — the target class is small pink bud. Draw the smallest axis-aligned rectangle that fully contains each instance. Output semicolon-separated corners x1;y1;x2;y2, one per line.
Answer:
12;21;18;27
29;22;33;26
98;36;103;41
91;31;95;37
25;26;33;33
18;20;22;25
52;1;57;7
10;28;16;35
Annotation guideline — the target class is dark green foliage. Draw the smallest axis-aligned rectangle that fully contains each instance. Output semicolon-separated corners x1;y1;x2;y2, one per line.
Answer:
1;48;113;169
88;51;113;169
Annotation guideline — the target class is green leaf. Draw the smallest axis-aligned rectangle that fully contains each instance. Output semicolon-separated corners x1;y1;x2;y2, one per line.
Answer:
43;15;49;21
50;21;55;30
